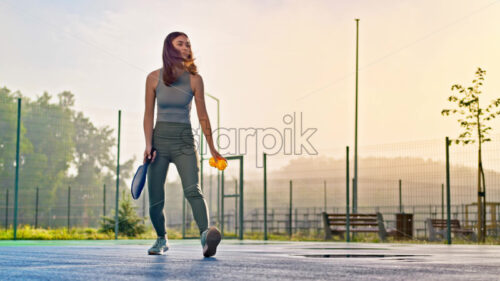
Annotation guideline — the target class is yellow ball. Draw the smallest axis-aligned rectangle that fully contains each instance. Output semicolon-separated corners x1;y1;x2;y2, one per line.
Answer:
209;157;216;167
217;159;228;170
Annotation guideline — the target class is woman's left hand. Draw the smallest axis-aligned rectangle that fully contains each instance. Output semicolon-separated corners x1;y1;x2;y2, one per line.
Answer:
210;148;226;163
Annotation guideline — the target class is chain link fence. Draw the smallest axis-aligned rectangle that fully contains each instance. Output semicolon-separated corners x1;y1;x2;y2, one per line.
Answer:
1;89;499;242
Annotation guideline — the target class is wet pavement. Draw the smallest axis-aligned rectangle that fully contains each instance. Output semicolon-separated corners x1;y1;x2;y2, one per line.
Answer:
0;239;499;280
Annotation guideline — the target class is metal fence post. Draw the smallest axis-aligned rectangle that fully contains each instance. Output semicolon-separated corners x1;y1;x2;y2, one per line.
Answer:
115;110;121;239
13;98;21;240
5;189;9;229
221;169;225;237
346;146;350;242
445;137;452;244
263;152;267;240
234;179;238;235
67;186;71;229
35;187;39;228
289;180;292;237
239;156;244;240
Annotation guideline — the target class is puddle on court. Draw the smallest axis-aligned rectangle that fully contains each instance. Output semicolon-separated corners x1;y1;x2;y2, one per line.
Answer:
291;254;430;259
230;242;288;245
296;248;389;251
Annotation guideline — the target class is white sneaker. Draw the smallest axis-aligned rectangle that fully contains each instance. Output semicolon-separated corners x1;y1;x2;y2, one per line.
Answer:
148;237;169;255
201;227;221;257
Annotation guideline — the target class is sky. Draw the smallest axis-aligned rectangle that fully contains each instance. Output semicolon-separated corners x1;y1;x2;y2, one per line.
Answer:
1;0;500;179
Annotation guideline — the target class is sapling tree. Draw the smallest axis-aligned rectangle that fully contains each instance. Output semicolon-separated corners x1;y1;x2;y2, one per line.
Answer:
441;67;500;242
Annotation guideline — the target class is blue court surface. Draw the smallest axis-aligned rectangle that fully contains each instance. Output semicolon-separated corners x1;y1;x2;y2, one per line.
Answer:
1;239;499;280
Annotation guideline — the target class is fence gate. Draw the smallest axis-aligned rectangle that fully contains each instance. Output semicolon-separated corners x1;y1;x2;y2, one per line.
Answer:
220;155;244;240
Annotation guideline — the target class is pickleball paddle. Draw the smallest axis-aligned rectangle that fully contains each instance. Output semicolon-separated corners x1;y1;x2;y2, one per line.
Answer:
131;148;157;200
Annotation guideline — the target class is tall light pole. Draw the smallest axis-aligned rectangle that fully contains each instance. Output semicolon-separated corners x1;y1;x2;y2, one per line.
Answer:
353;18;360;214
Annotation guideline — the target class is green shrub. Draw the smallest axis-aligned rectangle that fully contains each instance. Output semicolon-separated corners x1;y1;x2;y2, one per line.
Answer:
98;190;146;237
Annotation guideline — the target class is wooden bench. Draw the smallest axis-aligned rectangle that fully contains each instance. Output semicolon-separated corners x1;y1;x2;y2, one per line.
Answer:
426;218;477;241
322;212;396;241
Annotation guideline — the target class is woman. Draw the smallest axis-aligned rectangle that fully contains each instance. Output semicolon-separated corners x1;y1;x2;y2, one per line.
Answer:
143;31;224;257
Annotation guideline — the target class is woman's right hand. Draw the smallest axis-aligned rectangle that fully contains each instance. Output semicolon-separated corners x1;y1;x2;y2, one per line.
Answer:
143;146;157;164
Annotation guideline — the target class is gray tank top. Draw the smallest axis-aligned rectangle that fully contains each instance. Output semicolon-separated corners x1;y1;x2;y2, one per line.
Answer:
155;68;194;124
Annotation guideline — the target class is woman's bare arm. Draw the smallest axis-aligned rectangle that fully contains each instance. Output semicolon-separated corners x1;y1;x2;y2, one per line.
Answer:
192;74;223;159
143;70;157;162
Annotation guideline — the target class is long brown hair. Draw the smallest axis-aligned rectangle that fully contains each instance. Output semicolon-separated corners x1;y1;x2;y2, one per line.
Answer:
161;32;198;86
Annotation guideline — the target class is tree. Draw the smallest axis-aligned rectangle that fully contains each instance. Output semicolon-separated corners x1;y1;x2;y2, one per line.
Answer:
0;85;135;228
0;88;32;194
22;92;75;209
99;190;146;237
441;67;500;242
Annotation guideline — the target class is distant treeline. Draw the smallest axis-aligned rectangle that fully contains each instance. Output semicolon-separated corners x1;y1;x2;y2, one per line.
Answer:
0;86;134;227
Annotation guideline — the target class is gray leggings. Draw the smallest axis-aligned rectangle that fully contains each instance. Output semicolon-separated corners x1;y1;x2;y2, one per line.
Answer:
147;121;209;237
